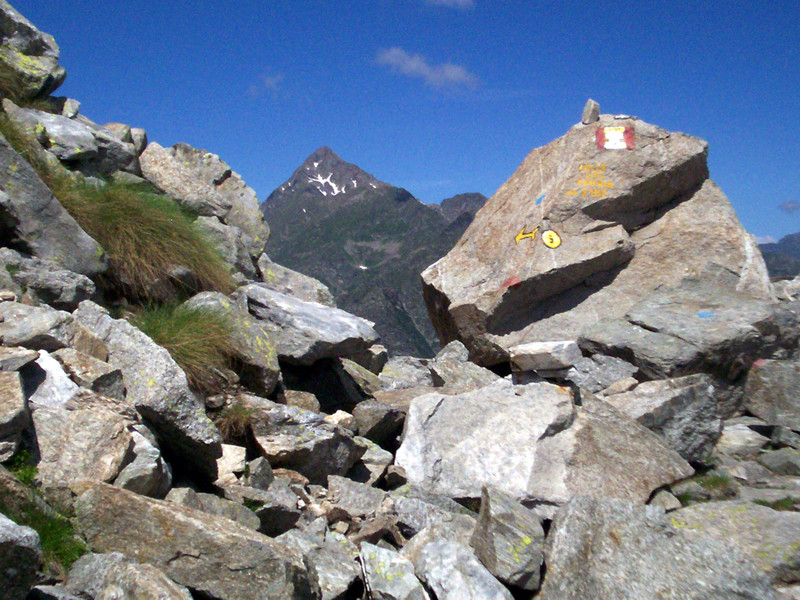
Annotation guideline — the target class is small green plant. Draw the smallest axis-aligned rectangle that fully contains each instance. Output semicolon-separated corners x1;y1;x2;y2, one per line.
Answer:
243;498;263;512
694;471;732;491
133;303;237;394
753;497;797;512
7;449;38;487
214;399;256;442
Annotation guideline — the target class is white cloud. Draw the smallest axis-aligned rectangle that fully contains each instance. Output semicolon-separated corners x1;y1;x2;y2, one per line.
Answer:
426;0;475;8
248;71;285;97
779;200;800;214
376;47;479;89
753;234;777;244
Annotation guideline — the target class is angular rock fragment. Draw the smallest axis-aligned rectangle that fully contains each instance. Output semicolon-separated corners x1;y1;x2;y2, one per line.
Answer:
258;253;336;306
389;484;477;538
166;486;260;531
379;356;434;390
223;480;302;536
0;371;28;460
746;359;800;431
52;347;124;400
25;350;80;410
509;340;582;372
0;346;38;372
113;425;172;498
0;302;74;351
361;542;430;600
352;400;404;444
0;249;95;310
303;537;362;600
195;216;258;278
0;513;41;600
565;353;638;393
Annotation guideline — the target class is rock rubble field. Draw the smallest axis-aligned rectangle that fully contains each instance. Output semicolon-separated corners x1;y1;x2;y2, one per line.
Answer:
1;2;800;599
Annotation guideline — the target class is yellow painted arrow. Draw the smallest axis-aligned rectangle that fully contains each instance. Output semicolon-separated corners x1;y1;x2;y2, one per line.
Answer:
515;226;539;244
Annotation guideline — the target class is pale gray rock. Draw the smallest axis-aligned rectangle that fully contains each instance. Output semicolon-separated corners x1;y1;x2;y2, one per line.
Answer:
337;357;382;400
581;98;600;124
166;486;261;531
348;437;393;485
0;371;27;460
361;542;430;600
565;353;638;393
580;267;799;380
32;390;136;508
284;389;322;412
223;480;302;536
52;347;124;400
195;216;257;278
215;443;246;485
509;340;582;372
352;400;404;444
649;489;682;511
0;346;38;371
303;537;361;600
328;475;387;519
184;292;280;396
129;127;147;155
716;422;771;459
414;540;513;600
401;514;478;565
0;512;41;600
396;380;691;512
603;374;722;462
379;356;434;390
74;483;312;599
0;1;66;99
243;456;274;490
746;359;800;431
470;486;545;591
244;395;362;484
674;500;800;584
257;253;336;306
73;301;222;478
0;129;106;275
389;484;477;538
0;249;95;310
539;496;778;600
101;122;133;143
66;552;192;600
26;350;80;410
113;425;171;498
759;449;800;477
0;301;74;351
428;349;500;393
773;427;800;450
26;585;82;600
238;284;379;365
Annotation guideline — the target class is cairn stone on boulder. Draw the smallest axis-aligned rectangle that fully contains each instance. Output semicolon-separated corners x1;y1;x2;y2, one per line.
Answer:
0;0;66;100
421;115;772;366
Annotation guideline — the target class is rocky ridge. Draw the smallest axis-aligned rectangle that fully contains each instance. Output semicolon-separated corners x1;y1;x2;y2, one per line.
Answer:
0;9;799;600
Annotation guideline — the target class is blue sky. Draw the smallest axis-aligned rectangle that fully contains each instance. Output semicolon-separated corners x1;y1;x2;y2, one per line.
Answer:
12;0;800;242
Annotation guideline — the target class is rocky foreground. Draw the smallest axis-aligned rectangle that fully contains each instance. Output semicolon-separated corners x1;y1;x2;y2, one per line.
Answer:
2;3;800;600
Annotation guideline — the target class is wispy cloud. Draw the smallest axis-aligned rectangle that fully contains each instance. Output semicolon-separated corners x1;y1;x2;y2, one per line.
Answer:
753;234;777;244
779;200;800;214
248;71;285;98
426;0;475;8
376;47;479;89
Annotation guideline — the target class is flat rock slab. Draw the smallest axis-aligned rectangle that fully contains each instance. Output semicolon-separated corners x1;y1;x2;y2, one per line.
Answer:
360;542;430;600
509;340;582;372
396;380;691;513
257;254;335;306
539;496;778;600
73;301;221;478
73;483;312;600
673;501;800;584
237;284;379;365
746;359;800;430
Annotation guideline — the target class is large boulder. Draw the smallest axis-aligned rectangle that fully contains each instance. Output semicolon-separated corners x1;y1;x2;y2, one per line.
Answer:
237;283;380;365
0;512;41;600
0;130;106;276
0;1;66;100
73;483;312;600
421;113;772;366
745;359;800;431
538;496;778;600
72;301;221;479
395;380;691;514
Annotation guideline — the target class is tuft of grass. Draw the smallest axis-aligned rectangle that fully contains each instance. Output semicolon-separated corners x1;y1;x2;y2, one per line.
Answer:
132;303;237;394
694;472;733;491
6;449;38;487
753;497;797;512
213;399;256;442
0;112;235;301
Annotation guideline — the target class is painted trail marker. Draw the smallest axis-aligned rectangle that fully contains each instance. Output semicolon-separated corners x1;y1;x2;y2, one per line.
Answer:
515;226;539;244
596;126;635;150
542;230;562;249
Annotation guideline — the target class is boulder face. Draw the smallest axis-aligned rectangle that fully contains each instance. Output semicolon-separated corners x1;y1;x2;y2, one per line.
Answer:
422;114;772;365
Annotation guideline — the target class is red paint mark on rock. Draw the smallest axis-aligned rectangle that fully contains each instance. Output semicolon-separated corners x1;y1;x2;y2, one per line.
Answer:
501;276;522;289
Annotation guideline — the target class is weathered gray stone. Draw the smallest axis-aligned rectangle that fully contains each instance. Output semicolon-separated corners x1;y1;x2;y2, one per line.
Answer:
66;552;192;600
674;500;800;584
26;585;81;600
603;374;721;462
101;122;133;143
349;344;388;375
348;437;393;485
414;540;513;600
361;542;430;600
759;449;800;477
166;486;260;531
32;390;136;508
746;360;800;431
0;1;66;100
113;425;171;498
52;347;124;400
396;380;691;513
0;301;73;351
0;512;41;600
352;400;404;444
238;284;379;365
0;249;95;310
195;216;257;278
401;513;478;565
470;486;545;591
336;357;381;400
130;127;147;155
184;292;280;396
565;353;638;393
581;98;600;124
73;301;222;478
243;456;274;490
539;496;778;600
257;253;336;306
244;395;362;485
222;480;302;536
580;267;798;380
26;350;80;410
214;442;246;485
389;484;477;538
428;350;500;393
509;340;582;372
303;536;361;600
649;489;682;511
379;356;434;390
74;483;312;599
0;371;27;460
284;389;321;412
0;346;37;371
328;475;387;519
716;422;771;458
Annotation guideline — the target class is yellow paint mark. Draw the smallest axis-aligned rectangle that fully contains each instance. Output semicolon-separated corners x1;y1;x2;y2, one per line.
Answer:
515;226;539;244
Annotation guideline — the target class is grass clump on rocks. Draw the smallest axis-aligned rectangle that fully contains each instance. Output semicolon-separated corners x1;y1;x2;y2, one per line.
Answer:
213;399;256;442
132;303;238;395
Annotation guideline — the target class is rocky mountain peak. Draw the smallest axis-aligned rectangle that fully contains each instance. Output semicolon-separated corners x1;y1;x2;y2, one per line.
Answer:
272;146;387;200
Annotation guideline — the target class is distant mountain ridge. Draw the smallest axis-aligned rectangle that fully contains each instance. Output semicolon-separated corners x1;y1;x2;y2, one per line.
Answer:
261;147;486;357
759;233;800;278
